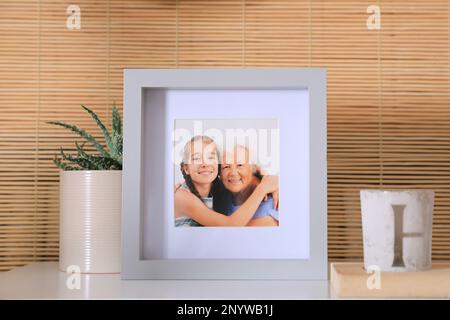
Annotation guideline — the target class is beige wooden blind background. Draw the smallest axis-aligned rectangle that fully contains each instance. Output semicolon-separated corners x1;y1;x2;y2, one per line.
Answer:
1;0;449;271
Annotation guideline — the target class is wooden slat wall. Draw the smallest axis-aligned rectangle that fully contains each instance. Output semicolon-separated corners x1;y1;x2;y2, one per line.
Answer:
1;0;449;271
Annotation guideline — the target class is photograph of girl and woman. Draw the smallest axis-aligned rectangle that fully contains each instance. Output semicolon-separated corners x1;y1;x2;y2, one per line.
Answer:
173;119;280;228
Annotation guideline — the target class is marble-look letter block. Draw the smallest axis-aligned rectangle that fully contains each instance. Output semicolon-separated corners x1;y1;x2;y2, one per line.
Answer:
360;190;434;272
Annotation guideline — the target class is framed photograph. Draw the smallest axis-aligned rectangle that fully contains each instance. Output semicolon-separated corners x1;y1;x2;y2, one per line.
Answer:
122;68;327;279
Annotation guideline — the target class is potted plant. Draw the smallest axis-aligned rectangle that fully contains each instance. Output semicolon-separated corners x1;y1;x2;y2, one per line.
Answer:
48;105;122;274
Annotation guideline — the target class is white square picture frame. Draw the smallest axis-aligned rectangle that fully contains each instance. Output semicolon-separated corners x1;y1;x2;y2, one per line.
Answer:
122;68;327;280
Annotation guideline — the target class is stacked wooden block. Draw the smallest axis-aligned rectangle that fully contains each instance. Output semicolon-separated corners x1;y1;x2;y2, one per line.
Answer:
331;262;450;298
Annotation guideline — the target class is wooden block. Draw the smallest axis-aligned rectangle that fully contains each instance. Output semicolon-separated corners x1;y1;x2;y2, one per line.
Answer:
331;262;450;298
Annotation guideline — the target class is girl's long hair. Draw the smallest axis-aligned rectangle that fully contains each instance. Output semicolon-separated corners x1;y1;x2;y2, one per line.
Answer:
180;136;227;213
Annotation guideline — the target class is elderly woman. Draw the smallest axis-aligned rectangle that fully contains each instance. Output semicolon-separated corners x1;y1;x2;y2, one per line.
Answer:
218;144;279;226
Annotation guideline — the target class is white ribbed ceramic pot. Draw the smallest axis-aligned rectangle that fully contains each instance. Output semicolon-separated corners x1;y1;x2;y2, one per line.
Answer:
59;170;121;274
360;189;434;272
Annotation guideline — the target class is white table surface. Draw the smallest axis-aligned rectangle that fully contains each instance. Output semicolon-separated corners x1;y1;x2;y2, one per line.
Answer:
0;262;332;299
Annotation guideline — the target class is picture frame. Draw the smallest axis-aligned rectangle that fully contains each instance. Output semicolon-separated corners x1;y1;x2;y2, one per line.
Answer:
122;68;327;280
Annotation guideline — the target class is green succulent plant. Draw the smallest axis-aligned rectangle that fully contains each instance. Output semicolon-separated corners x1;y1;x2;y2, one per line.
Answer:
48;105;123;171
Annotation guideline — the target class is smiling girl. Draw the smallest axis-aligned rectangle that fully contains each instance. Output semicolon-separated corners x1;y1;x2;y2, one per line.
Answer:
174;135;278;227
